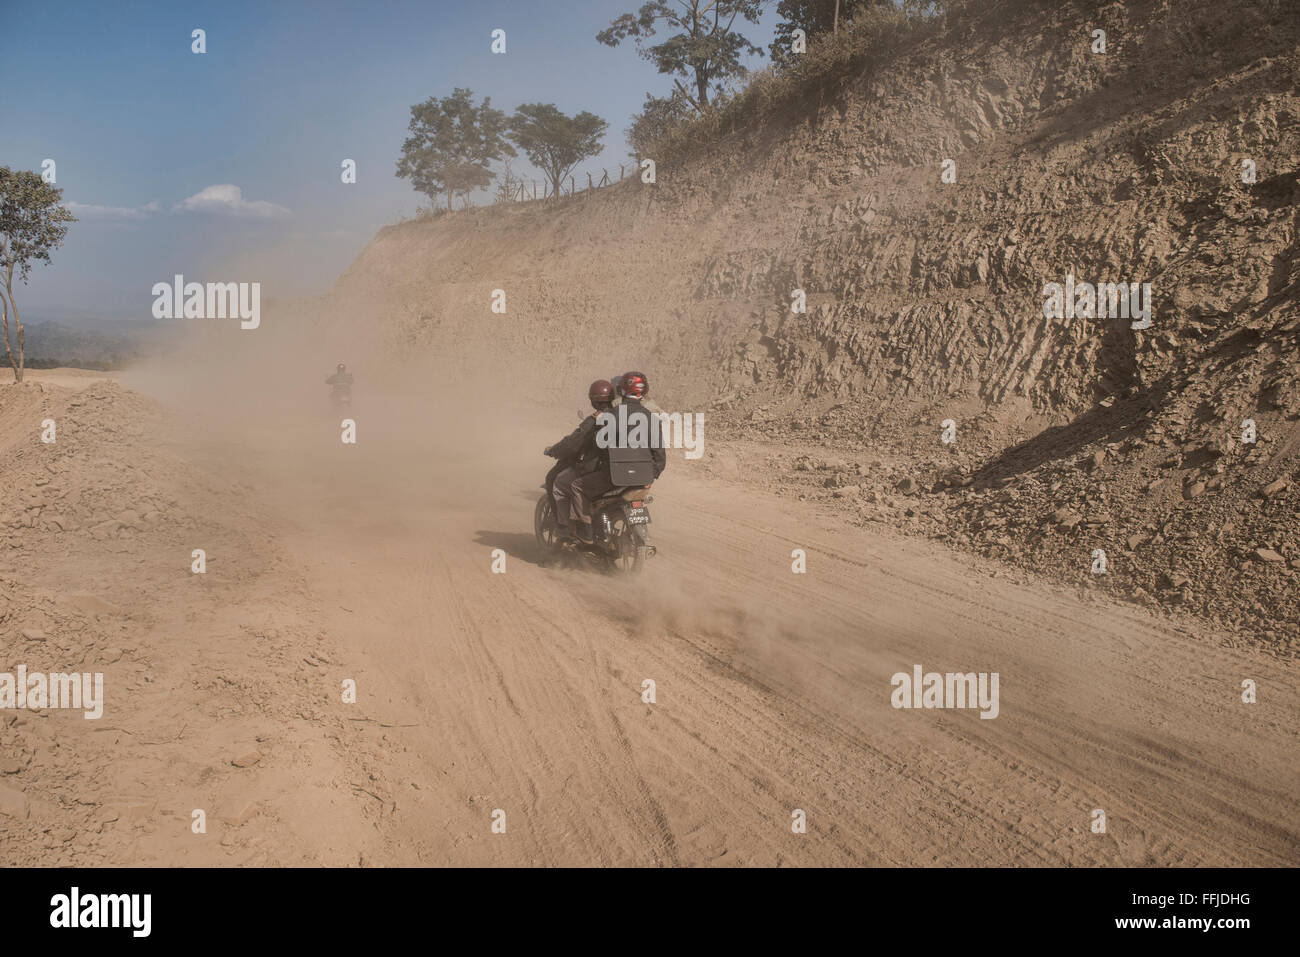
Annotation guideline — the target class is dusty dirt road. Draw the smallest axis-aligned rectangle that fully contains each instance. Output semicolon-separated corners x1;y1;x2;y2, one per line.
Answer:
4;372;1296;866
165;383;1298;868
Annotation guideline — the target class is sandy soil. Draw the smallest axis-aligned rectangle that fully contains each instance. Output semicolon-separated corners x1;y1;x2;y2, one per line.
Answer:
24;369;119;389
4;369;1293;866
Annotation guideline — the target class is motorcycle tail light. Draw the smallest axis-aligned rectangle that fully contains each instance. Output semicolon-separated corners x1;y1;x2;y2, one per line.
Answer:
631;501;642;508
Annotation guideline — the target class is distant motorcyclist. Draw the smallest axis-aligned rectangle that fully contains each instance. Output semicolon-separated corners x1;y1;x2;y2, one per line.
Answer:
326;363;354;406
327;363;353;388
544;380;616;544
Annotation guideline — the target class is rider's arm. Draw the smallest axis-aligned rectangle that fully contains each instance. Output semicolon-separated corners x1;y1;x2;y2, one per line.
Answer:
547;416;596;460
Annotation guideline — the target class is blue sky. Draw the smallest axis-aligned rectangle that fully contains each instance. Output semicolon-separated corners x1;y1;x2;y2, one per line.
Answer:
1;0;781;322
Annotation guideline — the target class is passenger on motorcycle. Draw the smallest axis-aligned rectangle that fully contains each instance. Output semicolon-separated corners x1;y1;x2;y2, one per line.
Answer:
610;370;664;415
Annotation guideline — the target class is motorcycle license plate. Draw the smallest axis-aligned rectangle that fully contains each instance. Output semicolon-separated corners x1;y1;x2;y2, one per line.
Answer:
626;507;650;525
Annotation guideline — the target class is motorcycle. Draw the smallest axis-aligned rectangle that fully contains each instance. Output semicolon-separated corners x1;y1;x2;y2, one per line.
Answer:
535;464;656;574
329;384;353;412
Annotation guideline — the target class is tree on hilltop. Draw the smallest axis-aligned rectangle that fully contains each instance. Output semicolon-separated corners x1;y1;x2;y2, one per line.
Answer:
0;167;76;383
508;104;608;199
598;1;768;112
396;88;515;210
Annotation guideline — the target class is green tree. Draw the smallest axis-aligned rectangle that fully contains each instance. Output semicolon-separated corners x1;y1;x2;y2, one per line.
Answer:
768;0;893;66
598;1;768;112
626;90;694;157
0;167;76;383
396;88;515;210
508;104;608;199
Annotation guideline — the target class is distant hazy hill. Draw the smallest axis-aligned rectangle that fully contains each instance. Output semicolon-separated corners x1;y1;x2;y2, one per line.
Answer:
15;319;178;369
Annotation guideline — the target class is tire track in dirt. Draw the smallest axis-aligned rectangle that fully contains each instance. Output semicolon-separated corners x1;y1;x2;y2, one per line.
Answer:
653;482;1300;865
103;394;1297;867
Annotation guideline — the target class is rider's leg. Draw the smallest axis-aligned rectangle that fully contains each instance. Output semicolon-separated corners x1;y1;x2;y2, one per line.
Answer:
544;459;567;496
571;472;616;542
551;467;578;540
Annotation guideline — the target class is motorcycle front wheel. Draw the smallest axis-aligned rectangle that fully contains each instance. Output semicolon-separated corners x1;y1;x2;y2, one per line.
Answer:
535;494;559;555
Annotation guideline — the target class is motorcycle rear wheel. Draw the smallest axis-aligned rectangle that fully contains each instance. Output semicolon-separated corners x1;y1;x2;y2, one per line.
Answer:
608;516;646;574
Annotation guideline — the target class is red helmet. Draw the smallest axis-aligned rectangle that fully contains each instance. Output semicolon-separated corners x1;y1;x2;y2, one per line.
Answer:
588;379;614;408
618;372;647;399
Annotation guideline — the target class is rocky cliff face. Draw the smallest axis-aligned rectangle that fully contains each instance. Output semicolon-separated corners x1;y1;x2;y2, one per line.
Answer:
333;0;1299;649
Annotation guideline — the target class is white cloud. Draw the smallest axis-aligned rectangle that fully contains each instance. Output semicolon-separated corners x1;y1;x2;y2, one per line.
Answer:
64;200;160;220
173;184;289;218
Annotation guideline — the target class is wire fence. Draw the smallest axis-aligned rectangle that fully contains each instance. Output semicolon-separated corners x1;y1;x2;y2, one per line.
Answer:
408;161;643;218
497;161;639;204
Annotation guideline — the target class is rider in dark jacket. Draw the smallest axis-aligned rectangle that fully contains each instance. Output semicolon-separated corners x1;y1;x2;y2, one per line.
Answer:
544;380;615;543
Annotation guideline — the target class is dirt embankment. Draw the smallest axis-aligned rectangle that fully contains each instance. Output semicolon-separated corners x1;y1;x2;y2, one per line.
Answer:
332;0;1299;649
0;375;388;864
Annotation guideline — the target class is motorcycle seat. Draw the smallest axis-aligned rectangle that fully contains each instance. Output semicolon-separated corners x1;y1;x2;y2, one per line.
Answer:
595;485;653;507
